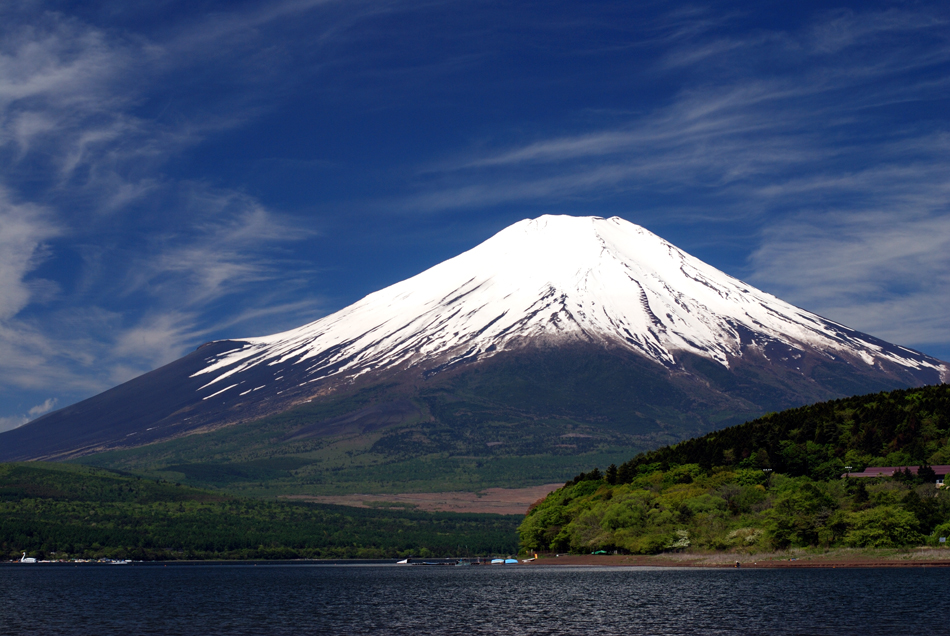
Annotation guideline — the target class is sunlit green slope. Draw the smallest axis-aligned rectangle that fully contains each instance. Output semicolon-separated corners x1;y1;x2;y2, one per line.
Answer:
520;384;950;554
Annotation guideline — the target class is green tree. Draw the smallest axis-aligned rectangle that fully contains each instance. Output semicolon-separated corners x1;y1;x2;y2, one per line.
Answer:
849;479;869;506
901;491;941;534
917;465;938;484
766;482;837;548
845;506;923;547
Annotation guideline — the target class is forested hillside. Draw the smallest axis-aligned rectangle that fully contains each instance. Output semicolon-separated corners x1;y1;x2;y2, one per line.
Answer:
618;384;950;481
1;463;518;561
519;385;950;554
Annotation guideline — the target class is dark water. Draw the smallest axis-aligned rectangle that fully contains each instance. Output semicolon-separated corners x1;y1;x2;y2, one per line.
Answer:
1;563;946;635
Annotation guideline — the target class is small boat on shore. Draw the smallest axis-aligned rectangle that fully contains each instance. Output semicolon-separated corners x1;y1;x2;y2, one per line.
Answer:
20;553;37;563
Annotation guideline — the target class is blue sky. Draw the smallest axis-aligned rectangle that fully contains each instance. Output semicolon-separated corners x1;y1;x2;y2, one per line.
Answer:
2;0;949;432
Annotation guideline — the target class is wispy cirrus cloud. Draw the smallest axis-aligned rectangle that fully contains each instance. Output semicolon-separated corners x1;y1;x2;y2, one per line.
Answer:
0;2;358;419
397;5;950;355
0;185;321;396
0;190;60;320
413;5;949;197
748;172;950;351
124;189;315;304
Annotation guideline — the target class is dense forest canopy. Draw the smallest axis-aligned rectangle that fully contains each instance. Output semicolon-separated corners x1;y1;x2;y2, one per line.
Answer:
520;384;950;554
0;463;519;561
616;384;950;481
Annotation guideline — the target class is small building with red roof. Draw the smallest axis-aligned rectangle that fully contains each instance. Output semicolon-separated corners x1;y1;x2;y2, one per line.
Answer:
842;465;950;486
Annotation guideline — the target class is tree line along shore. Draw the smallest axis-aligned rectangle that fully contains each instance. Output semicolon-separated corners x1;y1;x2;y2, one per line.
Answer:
519;385;950;555
0;463;519;562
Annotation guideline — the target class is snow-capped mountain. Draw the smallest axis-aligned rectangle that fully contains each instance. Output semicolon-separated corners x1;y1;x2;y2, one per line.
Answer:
191;215;946;399
2;215;946;462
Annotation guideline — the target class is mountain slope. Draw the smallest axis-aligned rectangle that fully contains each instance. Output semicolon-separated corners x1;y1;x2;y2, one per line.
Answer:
192;215;945;394
1;215;946;471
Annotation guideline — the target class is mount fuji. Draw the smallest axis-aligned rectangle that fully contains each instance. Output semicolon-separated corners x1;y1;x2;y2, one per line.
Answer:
2;216;946;474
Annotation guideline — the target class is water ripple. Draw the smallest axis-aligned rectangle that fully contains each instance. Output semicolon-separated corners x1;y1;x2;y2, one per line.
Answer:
0;564;944;635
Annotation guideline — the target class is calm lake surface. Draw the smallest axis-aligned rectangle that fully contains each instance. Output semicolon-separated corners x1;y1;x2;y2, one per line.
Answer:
1;562;946;635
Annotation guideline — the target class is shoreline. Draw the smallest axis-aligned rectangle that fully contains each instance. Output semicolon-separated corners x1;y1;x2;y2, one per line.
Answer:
6;546;950;568
4;557;949;568
527;548;950;568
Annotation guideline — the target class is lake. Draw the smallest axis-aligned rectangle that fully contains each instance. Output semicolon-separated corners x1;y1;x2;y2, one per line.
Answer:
1;562;946;635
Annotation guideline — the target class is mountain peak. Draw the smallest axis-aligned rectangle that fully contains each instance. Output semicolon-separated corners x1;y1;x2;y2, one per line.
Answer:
4;214;946;463
191;215;948;397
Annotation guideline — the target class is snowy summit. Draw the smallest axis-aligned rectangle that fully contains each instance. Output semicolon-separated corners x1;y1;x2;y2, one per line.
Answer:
192;215;948;398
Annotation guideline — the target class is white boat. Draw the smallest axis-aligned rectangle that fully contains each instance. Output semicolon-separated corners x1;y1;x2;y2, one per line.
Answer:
396;558;410;564
20;552;37;563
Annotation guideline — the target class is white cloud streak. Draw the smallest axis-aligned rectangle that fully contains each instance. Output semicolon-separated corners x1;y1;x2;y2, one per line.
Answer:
0;416;27;434
749;204;950;349
28;397;57;417
0;189;59;320
402;6;950;354
0;3;345;415
0;397;58;434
